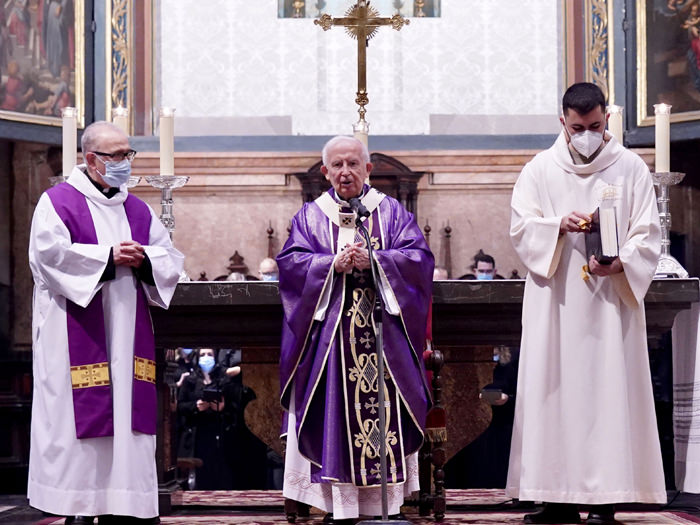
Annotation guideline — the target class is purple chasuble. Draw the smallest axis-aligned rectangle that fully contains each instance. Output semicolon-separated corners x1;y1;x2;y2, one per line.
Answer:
277;188;434;487
46;182;157;438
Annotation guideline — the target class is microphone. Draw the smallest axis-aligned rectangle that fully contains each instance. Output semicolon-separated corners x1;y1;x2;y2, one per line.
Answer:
348;197;370;219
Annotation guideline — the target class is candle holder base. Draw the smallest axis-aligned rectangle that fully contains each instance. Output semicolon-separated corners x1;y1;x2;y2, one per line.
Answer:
655;254;689;279
48;175;68;187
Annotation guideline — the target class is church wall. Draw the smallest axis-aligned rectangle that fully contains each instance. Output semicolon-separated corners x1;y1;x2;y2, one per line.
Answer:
129;150;536;280
0;141;12;352
11;142;54;351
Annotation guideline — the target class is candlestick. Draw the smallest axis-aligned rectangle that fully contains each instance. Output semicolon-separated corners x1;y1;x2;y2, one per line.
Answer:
145;175;189;240
61;107;77;177
159;107;175;176
353;118;369;148
112;106;129;135
652;171;688;278
654;103;671;173
607;105;623;144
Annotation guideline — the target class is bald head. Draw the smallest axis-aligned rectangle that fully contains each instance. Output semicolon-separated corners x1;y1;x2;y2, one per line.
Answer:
81;121;131;188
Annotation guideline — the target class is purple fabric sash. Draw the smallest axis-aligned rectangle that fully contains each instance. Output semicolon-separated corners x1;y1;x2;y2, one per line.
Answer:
46;182;156;438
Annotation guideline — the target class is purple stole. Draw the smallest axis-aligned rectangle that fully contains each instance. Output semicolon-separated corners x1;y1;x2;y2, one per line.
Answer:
46;182;157;439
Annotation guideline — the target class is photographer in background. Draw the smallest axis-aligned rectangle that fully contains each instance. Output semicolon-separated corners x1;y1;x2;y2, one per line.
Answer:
177;348;233;489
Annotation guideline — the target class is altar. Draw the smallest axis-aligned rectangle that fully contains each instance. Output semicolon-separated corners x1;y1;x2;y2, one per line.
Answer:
151;278;699;511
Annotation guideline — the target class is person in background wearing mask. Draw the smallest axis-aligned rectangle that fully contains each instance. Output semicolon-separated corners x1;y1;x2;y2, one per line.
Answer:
177;348;233;490
458;249;502;280
27;121;184;524
507;82;664;524
176;347;196;388
258;257;279;281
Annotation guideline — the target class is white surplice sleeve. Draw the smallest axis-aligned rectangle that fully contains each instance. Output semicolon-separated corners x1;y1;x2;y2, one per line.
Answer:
611;158;661;307
510;163;565;279
29;193;110;308
141;206;185;309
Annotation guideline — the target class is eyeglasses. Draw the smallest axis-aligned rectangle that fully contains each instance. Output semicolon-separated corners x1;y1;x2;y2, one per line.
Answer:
91;149;137;162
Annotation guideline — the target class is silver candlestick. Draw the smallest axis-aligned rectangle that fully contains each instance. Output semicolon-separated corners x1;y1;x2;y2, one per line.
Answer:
48;175;68;186
126;176;141;189
652;171;688;278
144;175;190;239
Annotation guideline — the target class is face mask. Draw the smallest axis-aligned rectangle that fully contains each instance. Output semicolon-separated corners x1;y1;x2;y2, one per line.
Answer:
569;129;604;158
476;273;494;281
199;355;215;374
261;273;278;281
97;158;132;187
182;348;193;357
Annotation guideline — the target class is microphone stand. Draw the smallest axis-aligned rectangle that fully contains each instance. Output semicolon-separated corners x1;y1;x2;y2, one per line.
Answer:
355;214;410;525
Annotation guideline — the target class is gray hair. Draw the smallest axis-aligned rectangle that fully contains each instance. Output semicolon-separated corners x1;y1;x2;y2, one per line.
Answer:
80;121;125;154
321;135;370;167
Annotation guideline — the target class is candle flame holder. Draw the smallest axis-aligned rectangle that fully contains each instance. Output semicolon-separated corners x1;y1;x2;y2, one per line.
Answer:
652;171;688;278
144;175;190;240
48;175;68;187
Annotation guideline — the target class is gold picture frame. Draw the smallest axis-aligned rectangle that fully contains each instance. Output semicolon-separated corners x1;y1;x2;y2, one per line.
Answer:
636;0;700;126
0;0;85;128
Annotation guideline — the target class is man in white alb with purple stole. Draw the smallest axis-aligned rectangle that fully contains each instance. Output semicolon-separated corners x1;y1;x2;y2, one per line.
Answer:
27;122;184;524
507;83;666;525
277;136;434;523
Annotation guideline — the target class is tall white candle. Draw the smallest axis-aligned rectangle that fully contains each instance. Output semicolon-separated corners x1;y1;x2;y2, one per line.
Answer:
61;107;77;176
112;106;128;135
352;119;369;148
607;105;623;144
654;103;671;173
159;107;175;175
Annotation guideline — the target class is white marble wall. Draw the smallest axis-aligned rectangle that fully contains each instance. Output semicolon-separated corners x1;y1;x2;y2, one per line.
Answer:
158;0;562;136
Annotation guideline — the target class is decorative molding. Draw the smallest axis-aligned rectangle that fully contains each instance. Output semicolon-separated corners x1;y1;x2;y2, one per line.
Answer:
585;0;611;100
107;0;132;129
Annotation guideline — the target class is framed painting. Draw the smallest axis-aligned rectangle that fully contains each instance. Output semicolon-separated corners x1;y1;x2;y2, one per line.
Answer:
0;0;86;128
636;0;700;126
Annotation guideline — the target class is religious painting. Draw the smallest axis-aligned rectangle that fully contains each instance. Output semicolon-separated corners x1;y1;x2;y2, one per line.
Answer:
278;0;440;19
637;0;700;125
0;0;85;127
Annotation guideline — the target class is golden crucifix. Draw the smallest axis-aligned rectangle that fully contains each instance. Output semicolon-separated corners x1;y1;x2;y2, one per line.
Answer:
315;1;409;125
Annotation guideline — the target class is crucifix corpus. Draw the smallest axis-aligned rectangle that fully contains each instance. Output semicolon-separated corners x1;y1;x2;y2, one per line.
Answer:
315;1;409;141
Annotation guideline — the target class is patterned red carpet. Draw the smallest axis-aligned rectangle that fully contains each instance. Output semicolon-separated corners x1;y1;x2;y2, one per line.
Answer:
35;489;700;524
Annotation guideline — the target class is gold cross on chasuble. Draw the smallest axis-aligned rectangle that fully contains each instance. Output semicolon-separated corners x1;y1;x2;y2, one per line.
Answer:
315;1;409;123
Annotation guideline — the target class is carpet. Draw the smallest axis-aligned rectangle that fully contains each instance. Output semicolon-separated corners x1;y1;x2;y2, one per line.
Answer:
172;489;513;507
38;510;700;524
35;489;700;524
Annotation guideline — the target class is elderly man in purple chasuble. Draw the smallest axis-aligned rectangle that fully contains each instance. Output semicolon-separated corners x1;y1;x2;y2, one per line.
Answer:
27;121;184;525
277;136;434;522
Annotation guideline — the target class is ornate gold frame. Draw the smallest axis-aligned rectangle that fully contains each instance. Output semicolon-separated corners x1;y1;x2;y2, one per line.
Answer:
584;0;614;102
635;0;700;126
0;0;86;128
106;0;133;132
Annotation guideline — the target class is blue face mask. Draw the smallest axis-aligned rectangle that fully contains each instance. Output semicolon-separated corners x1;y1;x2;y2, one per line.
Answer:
199;355;215;374
97;158;132;187
261;273;278;281
182;348;193;357
476;272;494;281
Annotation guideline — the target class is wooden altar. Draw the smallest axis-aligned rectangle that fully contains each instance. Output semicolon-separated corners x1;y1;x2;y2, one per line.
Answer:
151;278;700;513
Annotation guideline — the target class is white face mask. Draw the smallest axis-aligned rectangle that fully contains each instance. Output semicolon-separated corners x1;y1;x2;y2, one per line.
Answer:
569;129;604;158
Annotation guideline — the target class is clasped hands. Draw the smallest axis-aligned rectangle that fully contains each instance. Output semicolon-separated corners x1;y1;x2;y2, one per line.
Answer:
113;240;145;268
559;211;623;277
334;242;371;273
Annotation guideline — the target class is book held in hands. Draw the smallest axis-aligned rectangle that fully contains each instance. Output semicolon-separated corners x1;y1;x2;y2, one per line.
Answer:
585;207;619;264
